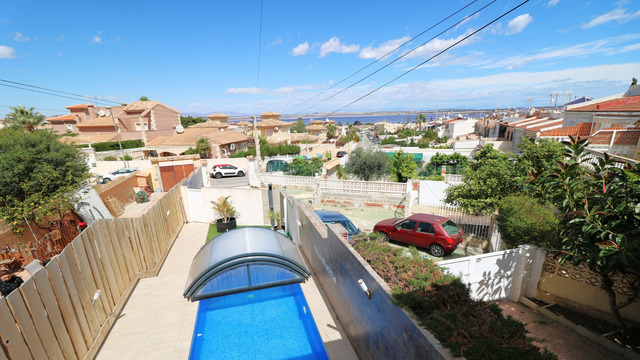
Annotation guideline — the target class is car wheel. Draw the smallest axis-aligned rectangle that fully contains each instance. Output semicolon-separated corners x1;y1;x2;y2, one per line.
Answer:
378;231;390;242
237;171;245;177
214;173;222;179
429;244;445;257
103;177;112;183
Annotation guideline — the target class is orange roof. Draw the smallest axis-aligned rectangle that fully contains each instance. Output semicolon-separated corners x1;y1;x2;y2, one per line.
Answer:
58;133;118;144
540;122;592;137
257;119;292;127
569;95;640;112
206;113;229;118
190;121;229;129
65;104;94;110
588;127;640;145
237;121;253;126
46;114;76;122
260;111;281;117
76;116;119;128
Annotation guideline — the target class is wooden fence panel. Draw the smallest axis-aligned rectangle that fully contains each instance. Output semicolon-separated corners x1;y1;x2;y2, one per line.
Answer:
0;300;33;360
124;217;146;271
71;239;108;323
104;220;132;285
135;217;155;270
143;213;162;267
31;269;79;360
45;259;90;354
115;220;139;275
95;220;126;295
0;344;9;360
79;232;115;310
56;250;100;339
5;290;47;359
85;227;120;301
19;279;66;359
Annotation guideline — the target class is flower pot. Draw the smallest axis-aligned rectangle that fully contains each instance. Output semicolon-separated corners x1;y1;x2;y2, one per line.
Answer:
216;217;237;232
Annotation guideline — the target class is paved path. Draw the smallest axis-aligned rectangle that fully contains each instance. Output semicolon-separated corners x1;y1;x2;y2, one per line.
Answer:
496;300;628;360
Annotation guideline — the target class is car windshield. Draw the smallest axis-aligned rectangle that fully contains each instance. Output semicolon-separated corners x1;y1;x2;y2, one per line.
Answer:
324;220;358;235
442;220;461;236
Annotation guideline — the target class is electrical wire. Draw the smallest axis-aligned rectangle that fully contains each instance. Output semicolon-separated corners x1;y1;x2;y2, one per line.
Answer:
285;0;482;115
0;78;122;105
296;0;497;116
323;0;530;117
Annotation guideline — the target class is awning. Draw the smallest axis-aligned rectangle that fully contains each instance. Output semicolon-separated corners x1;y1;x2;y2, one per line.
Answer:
183;227;310;301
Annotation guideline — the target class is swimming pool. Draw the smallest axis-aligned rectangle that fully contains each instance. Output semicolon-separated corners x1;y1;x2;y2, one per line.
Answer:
189;283;329;359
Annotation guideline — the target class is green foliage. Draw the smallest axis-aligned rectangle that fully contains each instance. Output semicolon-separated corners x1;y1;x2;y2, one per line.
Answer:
325;124;336;138
92;139;144;152
381;136;397;145
103;155;118;161
290;157;323;176
210;196;238;222
497;195;560;249
429;152;469;167
344;148;389;181
344;125;360;142
445;144;527;214
196;138;211;158
121;155;133;161
632;77;638;86
139;96;149;101
427;174;444;181
0;128;90;235
5;105;46;133
422;128;439;141
183;147;198;155
290;118;307;133
389;150;417;183
396;127;415;139
180;115;206;128
517;137;566;198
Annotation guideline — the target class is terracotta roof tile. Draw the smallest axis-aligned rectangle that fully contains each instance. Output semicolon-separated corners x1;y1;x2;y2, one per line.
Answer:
569;95;640;112
587;128;640;146
65;104;94;110
46;114;76;122
306;124;326;131
206;113;229;118
260;111;281;117
76;116;119;127
257;119;292;127
190;121;230;129
237;121;253;126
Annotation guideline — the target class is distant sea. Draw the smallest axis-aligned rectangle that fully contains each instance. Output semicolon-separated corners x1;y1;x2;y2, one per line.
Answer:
231;112;488;125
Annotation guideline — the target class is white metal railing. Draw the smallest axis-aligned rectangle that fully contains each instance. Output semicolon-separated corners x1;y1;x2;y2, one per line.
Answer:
444;174;464;183
320;178;407;195
258;174;316;188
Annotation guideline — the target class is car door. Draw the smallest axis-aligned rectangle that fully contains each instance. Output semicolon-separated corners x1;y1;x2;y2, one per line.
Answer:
414;221;436;248
393;219;418;245
223;165;234;176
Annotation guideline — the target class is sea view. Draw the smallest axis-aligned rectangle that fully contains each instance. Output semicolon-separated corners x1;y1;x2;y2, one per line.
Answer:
231;111;492;125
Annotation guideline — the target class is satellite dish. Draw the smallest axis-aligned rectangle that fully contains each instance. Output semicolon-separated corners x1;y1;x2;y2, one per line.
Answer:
98;110;106;116
176;124;184;133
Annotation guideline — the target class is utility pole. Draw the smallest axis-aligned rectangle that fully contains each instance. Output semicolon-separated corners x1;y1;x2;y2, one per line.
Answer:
106;106;128;168
253;115;261;173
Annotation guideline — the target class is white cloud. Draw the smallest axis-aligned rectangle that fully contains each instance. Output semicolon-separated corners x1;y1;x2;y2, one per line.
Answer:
404;30;477;59
226;87;268;95
547;0;560;7
319;37;359;57
91;31;102;44
478;34;640;69
506;14;533;35
582;7;640;28
267;36;283;49
13;33;31;42
0;45;16;59
292;42;309;56
55;35;66;42
359;37;410;60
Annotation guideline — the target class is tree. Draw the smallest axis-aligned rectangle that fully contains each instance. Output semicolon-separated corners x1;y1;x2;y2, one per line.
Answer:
0;128;90;235
196;138;211;158
344;148;389;181
5;105;46;133
540;137;640;332
290;118;307;133
389;150;417;183
325;124;336;139
180;116;206;128
445;144;526;214
139;96;149;101
345;124;360;142
290;157;322;176
518;137;566;198
496;194;560;249
416;113;426;131
632;77;638;86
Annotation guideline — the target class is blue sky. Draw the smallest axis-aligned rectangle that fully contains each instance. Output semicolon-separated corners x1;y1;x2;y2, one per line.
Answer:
1;0;640;117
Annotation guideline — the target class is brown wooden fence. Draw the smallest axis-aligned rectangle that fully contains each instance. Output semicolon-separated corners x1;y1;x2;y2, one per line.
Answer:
0;184;185;359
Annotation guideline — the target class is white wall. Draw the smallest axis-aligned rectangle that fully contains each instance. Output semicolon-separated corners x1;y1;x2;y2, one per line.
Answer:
90;160;152;176
418;180;449;205
182;187;268;226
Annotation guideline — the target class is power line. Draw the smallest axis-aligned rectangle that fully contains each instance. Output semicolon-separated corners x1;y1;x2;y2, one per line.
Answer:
0;105;67;113
297;0;497;116
0;79;122;105
286;0;482;115
324;0;530;117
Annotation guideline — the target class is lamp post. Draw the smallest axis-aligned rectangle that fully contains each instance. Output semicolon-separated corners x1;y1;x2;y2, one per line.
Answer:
106;106;128;168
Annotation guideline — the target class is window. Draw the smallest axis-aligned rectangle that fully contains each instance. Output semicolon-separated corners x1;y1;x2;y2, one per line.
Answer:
398;220;417;231
416;222;434;234
66;124;73;131
135;122;149;131
442;220;461;236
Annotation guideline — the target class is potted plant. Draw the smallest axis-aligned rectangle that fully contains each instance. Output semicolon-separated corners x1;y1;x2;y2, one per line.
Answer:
269;211;284;231
211;196;238;232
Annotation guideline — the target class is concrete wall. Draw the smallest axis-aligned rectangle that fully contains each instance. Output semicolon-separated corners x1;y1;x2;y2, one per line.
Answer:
283;192;454;360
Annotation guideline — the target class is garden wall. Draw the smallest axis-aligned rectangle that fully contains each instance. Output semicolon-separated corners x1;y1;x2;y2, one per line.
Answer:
283;192;454;360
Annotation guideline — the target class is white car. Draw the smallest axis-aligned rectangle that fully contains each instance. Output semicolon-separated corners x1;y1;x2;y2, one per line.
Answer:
101;167;140;183
210;164;245;179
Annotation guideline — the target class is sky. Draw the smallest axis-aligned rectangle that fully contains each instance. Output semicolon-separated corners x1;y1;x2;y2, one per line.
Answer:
1;0;640;117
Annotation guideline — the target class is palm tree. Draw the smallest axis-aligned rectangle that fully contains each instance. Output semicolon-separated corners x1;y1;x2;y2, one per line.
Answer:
195;138;211;158
5;105;46;132
417;113;426;131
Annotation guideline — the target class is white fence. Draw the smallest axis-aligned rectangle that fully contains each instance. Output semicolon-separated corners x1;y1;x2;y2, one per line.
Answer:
439;245;546;301
319;178;407;195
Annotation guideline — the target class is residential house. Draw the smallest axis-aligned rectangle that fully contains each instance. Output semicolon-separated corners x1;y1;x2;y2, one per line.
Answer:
373;121;398;134
306;124;326;137
441;117;478;140
145;127;253;158
47;101;182;145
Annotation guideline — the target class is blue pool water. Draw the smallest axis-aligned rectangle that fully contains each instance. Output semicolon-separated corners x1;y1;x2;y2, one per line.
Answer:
189;284;329;360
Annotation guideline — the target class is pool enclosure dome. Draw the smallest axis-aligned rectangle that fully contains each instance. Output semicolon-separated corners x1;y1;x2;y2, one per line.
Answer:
183;227;310;301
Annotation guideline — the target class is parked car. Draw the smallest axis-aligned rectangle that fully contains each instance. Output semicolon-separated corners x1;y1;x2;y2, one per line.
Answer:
210;164;245;179
266;159;290;172
100;167;140;183
314;210;360;239
336;151;348;158
373;213;464;257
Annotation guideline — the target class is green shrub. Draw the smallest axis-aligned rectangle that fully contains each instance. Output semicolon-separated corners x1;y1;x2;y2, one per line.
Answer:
103;156;118;161
497;194;560;249
121;155;133;161
92;139;144;152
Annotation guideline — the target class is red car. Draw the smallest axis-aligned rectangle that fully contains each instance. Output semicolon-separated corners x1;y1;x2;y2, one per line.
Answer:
373;213;464;257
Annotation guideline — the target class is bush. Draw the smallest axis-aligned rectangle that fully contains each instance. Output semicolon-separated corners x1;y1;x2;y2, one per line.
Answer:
92;139;144;152
496;194;560;249
103;156;118;161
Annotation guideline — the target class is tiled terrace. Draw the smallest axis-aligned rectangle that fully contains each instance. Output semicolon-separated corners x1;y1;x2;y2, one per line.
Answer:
96;222;358;359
